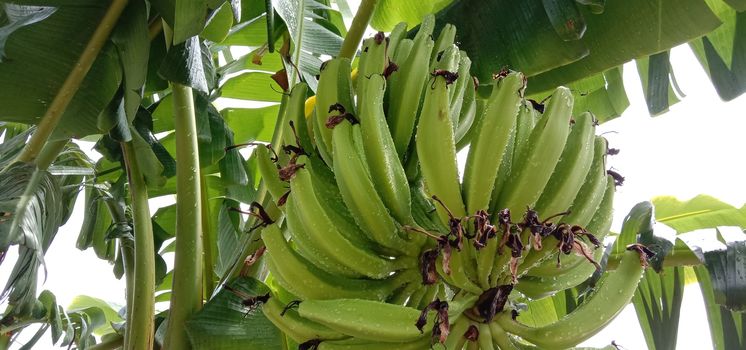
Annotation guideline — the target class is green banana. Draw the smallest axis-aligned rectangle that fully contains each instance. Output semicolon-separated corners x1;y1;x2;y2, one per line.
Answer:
448;53;472;130
299;295;476;342
331;119;419;256
290;166;413;279
533;111;596;219
359;74;413;225
462;72;525;215
357;36;387;108
387;15;435;159
496;86;574;218
559;136;610;226
315;58;356;165
261;294;349;343
498;203;653;349
255;145;287;204
317;335;432;350
526;173;615;277
443;316;470;349
386;22;408;57
454;74;477;144
416;49;466;224
437;249;483;295
284;194;362;278
261;224;410;301
430;24;457;64
516;137;610;274
477;322;495;350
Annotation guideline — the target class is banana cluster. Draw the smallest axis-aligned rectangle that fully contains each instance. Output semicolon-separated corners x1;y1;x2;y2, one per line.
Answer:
251;15;649;350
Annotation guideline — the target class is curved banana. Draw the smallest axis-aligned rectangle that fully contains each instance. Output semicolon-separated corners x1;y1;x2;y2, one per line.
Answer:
261;294;349;343
559;136;610;226
331;119;419;256
290;166;413;279
416;49;466;224
386;22;408;57
317;335;432;350
496;86;574;217
359;74;413;225
261;224;411;301
387;15;435;159
462;72;525;215
533;111;596;219
357;36;387;107
315;58;356;165
497;203;653;349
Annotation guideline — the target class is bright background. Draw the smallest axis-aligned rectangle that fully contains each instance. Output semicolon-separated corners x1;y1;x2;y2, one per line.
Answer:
2;41;745;349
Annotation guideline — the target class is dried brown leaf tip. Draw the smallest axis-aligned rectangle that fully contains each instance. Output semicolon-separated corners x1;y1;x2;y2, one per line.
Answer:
550;223;602;270
464;324;479;342
431;195;465;250
325;103;358;128
471;210;497;249
626;243;656;268
607;168;625;186
474;284;514;323
240;246;266;276
383;61;399;78
374;31;386;44
416;299;450;344
419;248;440;285
431;69;459;86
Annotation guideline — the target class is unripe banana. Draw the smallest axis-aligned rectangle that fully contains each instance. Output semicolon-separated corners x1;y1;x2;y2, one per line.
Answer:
357;36;387;108
496;86;574;217
298;295;477;343
261;224;411;300
443;316;470;349
454;75;477;144
331;120;419;256
498;203;653;349
462;72;525;215
290;167;413;279
255;145;287;204
386;22;408;57
261;294;349;343
317;335;432;350
430;24;457;64
559;137;610;226
448;53;472;129
387;15;435;159
359;74;414;225
437;249;483;295
526;173;615;277
315;58;356;165
533;111;596;219
477;322;495;350
416;52;466;224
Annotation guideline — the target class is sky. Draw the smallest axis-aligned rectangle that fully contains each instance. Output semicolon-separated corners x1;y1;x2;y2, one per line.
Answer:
2;41;746;349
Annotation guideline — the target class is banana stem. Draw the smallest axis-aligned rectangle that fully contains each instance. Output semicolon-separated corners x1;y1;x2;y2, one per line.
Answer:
87;334;124;350
337;0;379;59
121;141;155;350
13;0;129;166
162;83;203;350
102;196;135;347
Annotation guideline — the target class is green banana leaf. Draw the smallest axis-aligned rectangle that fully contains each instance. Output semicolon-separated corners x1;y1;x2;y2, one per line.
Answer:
694;265;746;350
185;277;284;350
635;50;684;116
689;0;746;101
370;0;453;31
0;1;121;139
654;195;746;234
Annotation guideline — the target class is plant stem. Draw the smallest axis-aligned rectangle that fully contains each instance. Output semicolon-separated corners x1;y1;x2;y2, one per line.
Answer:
102;196;135;349
121;141;155;350
337;0;379;59
200;173;216;295
162;83;203;350
13;0;129;165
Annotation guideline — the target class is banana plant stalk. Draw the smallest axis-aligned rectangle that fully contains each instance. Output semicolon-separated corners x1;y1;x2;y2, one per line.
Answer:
338;0;378;59
162;83;204;350
121;141;155;350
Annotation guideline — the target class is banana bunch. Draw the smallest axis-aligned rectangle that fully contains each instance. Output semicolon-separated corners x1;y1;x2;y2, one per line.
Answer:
249;15;654;350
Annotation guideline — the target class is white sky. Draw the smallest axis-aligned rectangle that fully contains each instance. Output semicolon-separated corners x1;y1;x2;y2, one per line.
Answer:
2;42;745;349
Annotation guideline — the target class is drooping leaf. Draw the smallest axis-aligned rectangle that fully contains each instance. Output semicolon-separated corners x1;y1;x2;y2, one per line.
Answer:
0;2;122;139
653;195;746;234
636;51;682;116
185;277;283;350
694;265;746;350
698;238;746;312
221;105;280;144
202;1;235;43
159;36;209;93
0;163;63;318
110;0;149;121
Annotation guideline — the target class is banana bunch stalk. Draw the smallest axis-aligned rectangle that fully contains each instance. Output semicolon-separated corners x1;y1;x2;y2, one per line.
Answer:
243;15;656;350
